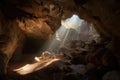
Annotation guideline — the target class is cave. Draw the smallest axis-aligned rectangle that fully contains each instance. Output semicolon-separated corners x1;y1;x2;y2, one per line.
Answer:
0;0;120;80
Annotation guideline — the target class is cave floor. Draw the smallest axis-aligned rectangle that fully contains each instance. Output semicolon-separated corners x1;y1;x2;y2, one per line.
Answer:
7;39;120;80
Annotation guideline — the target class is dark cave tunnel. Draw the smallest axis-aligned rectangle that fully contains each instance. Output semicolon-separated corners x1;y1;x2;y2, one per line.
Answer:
0;0;120;80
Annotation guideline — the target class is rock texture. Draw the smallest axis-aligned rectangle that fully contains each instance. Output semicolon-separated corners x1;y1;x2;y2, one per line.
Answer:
8;38;119;80
0;0;120;79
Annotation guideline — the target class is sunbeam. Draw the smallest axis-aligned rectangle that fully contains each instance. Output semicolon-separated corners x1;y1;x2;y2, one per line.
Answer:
44;14;83;53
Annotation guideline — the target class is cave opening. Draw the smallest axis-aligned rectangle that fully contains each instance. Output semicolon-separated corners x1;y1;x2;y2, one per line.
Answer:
38;14;99;54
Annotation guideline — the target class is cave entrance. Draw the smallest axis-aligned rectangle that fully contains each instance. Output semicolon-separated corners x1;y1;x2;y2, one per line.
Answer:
40;14;99;54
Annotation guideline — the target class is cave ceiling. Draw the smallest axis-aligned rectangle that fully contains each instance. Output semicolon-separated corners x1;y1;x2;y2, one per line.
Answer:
0;0;120;40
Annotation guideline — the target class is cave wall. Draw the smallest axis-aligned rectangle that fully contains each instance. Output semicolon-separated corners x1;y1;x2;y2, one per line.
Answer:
0;0;62;56
75;0;120;52
0;0;120;76
79;0;120;37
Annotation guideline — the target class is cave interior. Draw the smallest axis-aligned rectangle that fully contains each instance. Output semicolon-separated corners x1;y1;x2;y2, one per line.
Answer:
0;0;120;80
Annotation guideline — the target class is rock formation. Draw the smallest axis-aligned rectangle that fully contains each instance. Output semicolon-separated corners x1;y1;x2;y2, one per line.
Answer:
0;0;120;80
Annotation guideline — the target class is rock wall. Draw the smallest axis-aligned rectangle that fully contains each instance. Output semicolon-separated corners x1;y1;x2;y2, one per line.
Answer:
0;0;120;77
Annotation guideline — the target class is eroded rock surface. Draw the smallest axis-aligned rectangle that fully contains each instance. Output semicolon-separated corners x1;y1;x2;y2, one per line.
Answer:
0;0;120;79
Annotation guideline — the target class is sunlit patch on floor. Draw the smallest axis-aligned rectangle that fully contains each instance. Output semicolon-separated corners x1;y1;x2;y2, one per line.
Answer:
34;56;40;62
13;51;61;75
